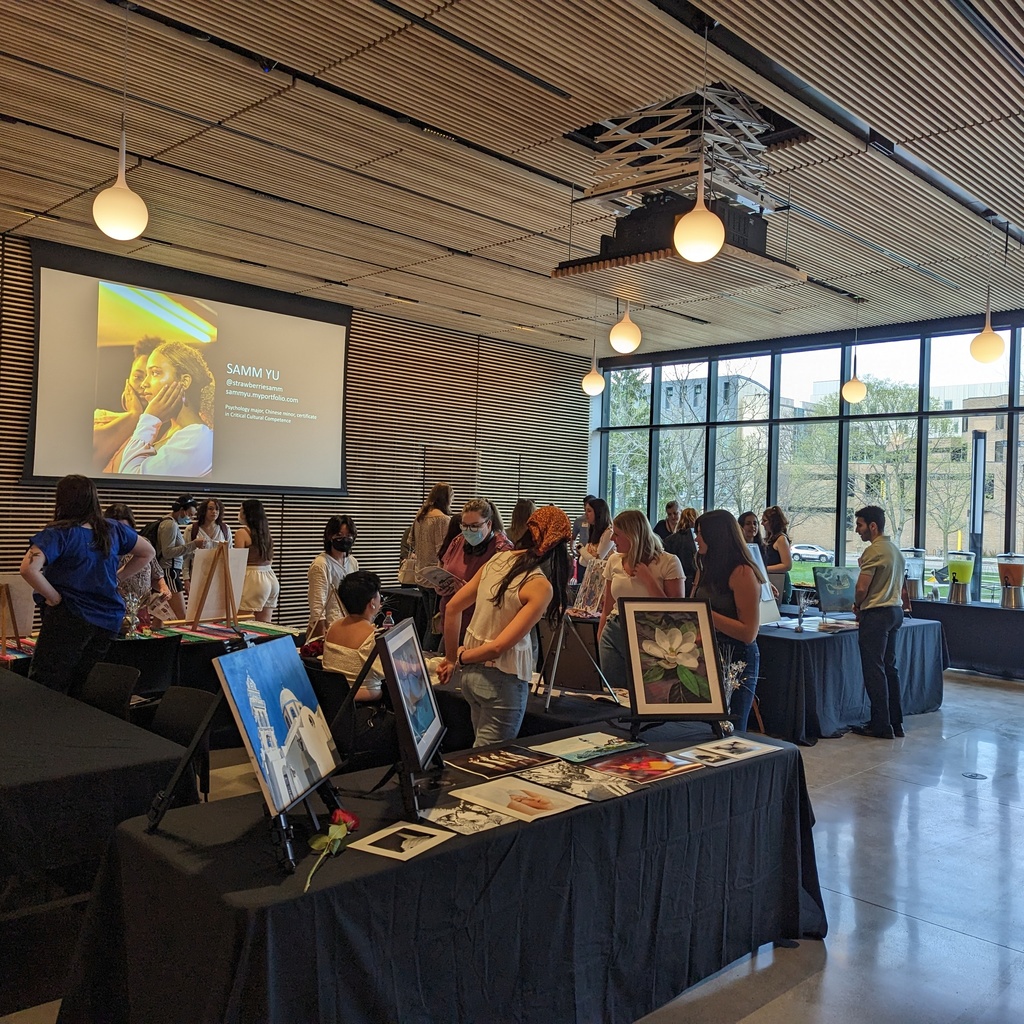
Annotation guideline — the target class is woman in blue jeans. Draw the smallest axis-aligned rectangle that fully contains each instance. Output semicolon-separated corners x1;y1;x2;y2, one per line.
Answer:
691;510;764;732
438;506;571;747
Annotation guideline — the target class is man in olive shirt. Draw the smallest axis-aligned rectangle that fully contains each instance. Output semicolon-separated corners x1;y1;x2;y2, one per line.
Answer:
851;505;907;738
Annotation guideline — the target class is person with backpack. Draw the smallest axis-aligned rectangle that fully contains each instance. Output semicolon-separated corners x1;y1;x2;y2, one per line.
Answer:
147;494;201;620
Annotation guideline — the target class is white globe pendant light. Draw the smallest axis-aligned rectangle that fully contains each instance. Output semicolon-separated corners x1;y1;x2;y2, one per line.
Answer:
609;300;642;354
93;128;149;240
93;4;148;241
673;158;725;263
581;339;606;396
970;282;1004;363
841;338;867;405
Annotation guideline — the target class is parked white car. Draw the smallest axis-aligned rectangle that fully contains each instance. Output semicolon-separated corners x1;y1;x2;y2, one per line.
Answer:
791;544;834;563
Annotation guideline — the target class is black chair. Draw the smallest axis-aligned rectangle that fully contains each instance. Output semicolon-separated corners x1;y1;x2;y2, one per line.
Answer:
107;633;182;698
149;686;220;800
77;662;141;721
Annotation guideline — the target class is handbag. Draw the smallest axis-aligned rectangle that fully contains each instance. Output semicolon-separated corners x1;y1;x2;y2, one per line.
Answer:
398;552;418;585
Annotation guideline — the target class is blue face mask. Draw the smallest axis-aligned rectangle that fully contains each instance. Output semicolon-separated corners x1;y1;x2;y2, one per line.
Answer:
461;526;487;547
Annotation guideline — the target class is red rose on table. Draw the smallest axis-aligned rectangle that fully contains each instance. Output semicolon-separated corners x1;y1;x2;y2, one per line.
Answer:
330;807;359;831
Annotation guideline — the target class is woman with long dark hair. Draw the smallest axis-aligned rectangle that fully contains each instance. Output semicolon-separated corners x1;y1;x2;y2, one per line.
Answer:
409;482;453;649
693;509;764;732
597;510;684;688
20;475;153;694
234;499;279;622
105;502;173;630
438;506;571;746
577;496;613;568
761;504;793;604
664;505;699;597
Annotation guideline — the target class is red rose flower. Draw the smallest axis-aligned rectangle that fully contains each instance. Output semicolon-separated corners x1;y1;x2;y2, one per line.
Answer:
330;807;359;831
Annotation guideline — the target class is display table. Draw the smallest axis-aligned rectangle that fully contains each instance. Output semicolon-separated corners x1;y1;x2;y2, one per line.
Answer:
910;600;1023;679
0;675;187;1014
59;724;826;1024
756;617;946;744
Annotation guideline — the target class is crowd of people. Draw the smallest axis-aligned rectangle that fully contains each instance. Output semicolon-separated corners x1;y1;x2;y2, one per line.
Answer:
23;474;900;747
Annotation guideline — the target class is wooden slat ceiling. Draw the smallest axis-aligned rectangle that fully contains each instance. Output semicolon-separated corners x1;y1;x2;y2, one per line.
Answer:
3;0;1024;359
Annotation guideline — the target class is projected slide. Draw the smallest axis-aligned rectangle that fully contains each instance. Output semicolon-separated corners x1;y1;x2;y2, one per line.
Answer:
34;267;347;490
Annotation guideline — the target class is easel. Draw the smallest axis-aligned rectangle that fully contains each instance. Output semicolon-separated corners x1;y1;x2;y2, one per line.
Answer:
186;543;239;630
0;583;26;654
534;614;621;710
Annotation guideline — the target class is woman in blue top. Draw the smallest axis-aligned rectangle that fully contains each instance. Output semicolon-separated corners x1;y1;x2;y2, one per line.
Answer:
20;475;154;695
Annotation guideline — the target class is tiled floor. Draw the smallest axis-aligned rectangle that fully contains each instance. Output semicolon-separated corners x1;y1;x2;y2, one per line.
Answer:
5;670;1022;1024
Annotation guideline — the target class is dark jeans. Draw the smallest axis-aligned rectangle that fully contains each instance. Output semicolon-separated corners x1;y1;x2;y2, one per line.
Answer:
721;639;760;733
28;601;115;696
857;605;904;730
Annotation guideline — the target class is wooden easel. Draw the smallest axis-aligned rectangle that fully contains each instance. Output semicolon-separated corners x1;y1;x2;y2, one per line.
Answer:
186;544;239;629
0;583;25;653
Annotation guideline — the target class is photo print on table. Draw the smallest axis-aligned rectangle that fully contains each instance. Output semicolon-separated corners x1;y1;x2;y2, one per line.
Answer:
528;731;645;763
692;737;778;762
348;821;453;861
617;598;729;719
443;744;556;779
419;799;517;835
450;778;586;822
516;761;644;801
584;747;704;784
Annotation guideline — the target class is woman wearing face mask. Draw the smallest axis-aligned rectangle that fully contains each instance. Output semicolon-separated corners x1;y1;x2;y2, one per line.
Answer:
437;498;512;647
306;515;359;641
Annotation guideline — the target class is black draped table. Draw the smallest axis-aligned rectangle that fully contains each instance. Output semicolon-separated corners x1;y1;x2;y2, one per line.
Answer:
756;617;947;744
910;600;1024;679
0;675;187;1014
59;724;826;1024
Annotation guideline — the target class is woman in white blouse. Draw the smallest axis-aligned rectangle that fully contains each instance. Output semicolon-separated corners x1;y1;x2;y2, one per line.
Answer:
306;515;359;641
597;510;684;688
577;497;614;567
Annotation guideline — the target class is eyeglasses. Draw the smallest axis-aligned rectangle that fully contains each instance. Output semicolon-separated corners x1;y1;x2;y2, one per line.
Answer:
462;520;488;530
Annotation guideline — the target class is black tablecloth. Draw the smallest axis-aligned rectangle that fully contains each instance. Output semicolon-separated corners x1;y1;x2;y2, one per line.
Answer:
59;724;826;1024
910;600;1023;679
756;617;947;744
0;675;187;876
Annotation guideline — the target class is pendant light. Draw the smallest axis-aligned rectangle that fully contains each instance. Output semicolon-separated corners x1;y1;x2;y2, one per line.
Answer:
970;250;1004;363
673;24;725;264
841;318;867;405
582;339;606;396
608;300;642;354
93;3;149;240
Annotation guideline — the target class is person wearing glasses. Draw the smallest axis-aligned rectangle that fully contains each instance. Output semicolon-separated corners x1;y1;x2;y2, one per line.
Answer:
436;498;512;648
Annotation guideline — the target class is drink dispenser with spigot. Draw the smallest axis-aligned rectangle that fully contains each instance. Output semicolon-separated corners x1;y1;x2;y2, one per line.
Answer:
996;553;1024;610
946;551;975;605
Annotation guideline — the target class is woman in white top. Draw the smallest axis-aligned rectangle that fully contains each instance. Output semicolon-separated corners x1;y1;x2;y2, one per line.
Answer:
439;506;571;747
183;498;230;589
597;509;685;688
323;570;385;702
577;496;614;567
306;514;359;641
119;340;214;477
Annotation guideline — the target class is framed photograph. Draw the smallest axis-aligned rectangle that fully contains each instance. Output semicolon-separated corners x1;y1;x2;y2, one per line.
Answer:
376;617;445;772
616;598;729;719
812;566;857;616
443;745;555;779
348;821;453;860
213;637;341;815
693;737;778;762
584;747;703;783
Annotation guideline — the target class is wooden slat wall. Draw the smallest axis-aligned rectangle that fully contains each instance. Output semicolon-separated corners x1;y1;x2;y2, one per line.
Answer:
0;237;589;628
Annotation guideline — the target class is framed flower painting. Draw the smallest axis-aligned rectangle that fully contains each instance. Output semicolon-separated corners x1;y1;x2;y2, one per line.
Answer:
617;598;729;719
